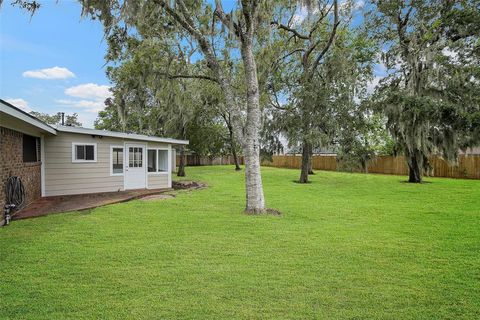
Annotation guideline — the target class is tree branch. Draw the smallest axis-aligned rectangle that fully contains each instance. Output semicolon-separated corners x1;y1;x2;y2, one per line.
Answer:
271;21;310;40
241;0;259;38
272;48;305;70
310;0;339;74
155;0;245;142
158;72;219;83
397;5;413;59
214;1;243;39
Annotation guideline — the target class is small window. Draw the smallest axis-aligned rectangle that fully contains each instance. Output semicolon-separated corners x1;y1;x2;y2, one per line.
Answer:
129;147;134;167
111;147;123;175
148;149;157;172
148;149;169;173
72;143;96;162
135;148;143;167
23;134;39;162
128;147;143;168
158;150;168;172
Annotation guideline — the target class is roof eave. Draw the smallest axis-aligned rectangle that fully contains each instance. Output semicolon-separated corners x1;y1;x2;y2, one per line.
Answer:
55;125;189;145
0;99;57;135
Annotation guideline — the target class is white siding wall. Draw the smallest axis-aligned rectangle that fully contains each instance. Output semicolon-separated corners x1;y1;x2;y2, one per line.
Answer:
44;132;173;196
171;148;176;172
463;147;480;155
148;174;169;189
44;132;124;196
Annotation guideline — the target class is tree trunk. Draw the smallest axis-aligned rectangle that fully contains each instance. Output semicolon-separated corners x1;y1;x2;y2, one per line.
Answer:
308;148;314;175
117;98;126;132
177;146;186;177
363;159;369;174
160;1;265;213
299;140;312;183
240;37;265;213
407;152;422;183
228;122;241;171
232;146;241;171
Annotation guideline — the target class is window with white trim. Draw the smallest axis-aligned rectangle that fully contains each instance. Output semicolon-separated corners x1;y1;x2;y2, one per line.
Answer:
72;143;96;162
148;149;157;172
158;150;168;172
128;147;143;167
23;134;40;162
111;147;124;175
147;149;169;173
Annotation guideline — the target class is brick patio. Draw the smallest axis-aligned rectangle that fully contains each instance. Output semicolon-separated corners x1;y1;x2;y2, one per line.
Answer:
13;188;172;220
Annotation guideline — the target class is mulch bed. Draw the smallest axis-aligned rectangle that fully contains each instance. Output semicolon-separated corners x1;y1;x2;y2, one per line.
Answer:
172;180;207;190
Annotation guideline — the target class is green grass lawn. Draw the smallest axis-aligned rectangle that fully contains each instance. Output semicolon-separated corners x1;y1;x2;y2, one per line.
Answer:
1;166;479;319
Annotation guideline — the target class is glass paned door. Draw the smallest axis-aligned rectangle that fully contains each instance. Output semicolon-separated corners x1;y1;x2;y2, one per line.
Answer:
124;144;146;189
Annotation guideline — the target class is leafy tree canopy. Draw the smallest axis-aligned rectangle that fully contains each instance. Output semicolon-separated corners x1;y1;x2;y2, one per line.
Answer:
30;111;82;127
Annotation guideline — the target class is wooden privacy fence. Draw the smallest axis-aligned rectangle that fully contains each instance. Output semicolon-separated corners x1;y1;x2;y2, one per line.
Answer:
262;154;480;179
177;155;244;166
262;154;338;171
178;154;480;179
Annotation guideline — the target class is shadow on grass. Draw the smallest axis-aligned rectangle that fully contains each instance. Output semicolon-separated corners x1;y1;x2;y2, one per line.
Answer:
399;180;433;184
292;180;313;184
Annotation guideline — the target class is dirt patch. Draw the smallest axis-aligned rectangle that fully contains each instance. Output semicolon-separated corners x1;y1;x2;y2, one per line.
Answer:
140;194;176;201
172;180;207;190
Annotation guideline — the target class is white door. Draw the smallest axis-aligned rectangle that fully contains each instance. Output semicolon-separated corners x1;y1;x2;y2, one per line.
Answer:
124;143;146;189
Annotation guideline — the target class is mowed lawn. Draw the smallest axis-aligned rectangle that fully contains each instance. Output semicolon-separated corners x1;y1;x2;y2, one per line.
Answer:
1;166;479;319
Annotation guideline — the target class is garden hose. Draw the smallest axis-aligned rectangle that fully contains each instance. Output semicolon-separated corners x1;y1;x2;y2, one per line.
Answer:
2;176;26;226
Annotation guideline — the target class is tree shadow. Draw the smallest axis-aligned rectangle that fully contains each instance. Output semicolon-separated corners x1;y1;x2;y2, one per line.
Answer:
399;180;432;184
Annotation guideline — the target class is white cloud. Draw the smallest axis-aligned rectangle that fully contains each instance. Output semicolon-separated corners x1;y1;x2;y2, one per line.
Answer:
56;83;112;128
366;76;383;95
291;6;321;26
23;66;75;79
339;0;364;12
355;0;365;10
442;47;457;58
64;83;111;101
291;8;308;26
442;47;459;64
55;99;105;113
291;1;363;26
5;98;32;113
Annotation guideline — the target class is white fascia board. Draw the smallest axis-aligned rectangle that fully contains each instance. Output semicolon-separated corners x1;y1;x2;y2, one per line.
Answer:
0;101;57;135
55;125;189;145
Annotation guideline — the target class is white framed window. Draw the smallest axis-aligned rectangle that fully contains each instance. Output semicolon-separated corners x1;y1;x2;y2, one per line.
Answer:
72;143;97;163
110;146;124;176
147;148;169;174
128;147;143;168
158;150;168;172
148;149;157;172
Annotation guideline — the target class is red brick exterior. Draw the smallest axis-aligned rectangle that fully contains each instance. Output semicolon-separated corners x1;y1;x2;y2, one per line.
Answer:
1;127;42;220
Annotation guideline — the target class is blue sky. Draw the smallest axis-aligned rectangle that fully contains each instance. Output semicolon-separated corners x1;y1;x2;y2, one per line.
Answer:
1;0;381;128
1;0;109;127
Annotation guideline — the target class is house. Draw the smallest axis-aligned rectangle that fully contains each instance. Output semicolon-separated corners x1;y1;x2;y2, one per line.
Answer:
0;99;188;214
460;147;480;155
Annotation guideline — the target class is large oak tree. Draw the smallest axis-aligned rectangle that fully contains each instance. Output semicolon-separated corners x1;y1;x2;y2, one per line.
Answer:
367;0;480;182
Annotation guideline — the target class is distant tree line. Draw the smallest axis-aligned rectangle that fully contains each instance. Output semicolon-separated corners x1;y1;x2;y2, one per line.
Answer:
30;111;81;127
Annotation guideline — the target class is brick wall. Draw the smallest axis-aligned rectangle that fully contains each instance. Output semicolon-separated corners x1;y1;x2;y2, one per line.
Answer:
1;127;42;222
